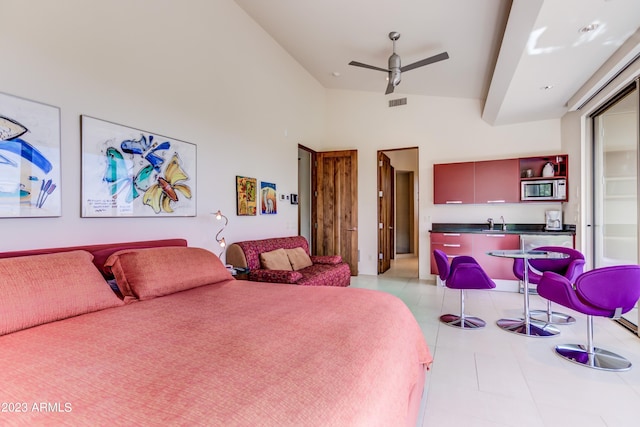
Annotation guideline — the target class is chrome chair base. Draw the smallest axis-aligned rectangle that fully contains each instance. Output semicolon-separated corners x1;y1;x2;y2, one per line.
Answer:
529;309;576;325
555;344;632;371
496;318;560;337
439;314;486;329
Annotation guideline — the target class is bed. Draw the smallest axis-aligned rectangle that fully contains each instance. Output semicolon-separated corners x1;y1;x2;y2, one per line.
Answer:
0;239;432;426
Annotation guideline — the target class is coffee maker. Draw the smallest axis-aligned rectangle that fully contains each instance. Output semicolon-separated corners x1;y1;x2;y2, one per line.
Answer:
545;210;563;231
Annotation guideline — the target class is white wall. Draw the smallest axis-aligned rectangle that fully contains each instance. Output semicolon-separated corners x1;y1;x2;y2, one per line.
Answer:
323;90;563;276
0;0;326;258
1;0;580;280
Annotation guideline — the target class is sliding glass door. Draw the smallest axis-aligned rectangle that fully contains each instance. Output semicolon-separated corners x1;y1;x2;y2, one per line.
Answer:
591;81;639;331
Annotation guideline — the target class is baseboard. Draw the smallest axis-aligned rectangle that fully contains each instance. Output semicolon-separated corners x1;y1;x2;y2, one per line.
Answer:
615;317;639;337
491;279;520;293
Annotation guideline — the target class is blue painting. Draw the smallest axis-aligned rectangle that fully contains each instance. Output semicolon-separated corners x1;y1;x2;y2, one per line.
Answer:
260;181;277;215
0;92;61;217
81;116;196;217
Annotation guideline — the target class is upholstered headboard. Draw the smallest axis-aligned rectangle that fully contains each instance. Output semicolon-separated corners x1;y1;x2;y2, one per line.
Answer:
0;238;188;278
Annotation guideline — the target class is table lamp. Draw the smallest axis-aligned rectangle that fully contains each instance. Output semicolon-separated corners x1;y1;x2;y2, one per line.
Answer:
214;209;228;258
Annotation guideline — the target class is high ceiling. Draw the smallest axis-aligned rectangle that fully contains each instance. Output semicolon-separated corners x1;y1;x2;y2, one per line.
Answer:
234;0;640;125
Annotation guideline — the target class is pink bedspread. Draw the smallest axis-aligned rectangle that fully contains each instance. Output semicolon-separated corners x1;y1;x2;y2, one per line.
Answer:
0;280;431;426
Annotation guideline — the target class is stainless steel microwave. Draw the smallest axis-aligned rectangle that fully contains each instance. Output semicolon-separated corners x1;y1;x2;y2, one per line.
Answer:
520;179;567;201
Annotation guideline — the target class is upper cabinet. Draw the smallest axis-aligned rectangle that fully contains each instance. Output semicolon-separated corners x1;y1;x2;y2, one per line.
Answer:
433;162;475;204
434;154;568;204
474;159;520;204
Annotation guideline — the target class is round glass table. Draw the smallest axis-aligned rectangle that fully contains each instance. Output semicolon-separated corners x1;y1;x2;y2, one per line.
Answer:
487;249;569;337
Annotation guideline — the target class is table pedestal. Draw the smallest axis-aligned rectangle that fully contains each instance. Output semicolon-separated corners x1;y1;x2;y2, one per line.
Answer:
496;318;559;337
490;250;562;337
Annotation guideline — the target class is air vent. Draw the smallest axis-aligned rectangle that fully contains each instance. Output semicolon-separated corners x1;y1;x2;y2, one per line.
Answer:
388;97;407;107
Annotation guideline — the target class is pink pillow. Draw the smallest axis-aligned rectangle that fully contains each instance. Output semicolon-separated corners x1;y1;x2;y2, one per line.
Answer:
104;247;233;301
0;250;124;336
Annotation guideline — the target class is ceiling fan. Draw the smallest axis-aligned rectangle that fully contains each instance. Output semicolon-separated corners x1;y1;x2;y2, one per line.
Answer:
348;32;449;95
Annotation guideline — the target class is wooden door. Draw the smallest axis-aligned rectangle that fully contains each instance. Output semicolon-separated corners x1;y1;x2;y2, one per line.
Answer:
378;152;393;273
314;150;358;275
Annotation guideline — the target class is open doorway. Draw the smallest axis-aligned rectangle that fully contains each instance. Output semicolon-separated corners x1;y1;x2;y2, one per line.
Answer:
377;147;419;277
298;146;313;245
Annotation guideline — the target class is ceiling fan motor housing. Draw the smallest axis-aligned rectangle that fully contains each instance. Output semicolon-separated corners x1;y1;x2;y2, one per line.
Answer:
388;53;401;86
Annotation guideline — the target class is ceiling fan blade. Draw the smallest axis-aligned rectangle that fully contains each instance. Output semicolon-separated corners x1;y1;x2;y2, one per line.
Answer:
385;82;395;95
400;52;449;72
348;61;389;73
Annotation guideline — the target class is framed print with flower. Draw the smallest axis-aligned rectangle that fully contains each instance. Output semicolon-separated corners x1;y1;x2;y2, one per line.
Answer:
236;175;257;216
81;115;196;217
0;92;61;217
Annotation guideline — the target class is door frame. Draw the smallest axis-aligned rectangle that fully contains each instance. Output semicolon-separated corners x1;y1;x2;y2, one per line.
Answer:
377;152;393;274
377;147;420;275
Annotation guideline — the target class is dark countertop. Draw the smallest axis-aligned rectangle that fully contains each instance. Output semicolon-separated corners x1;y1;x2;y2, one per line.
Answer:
430;223;576;235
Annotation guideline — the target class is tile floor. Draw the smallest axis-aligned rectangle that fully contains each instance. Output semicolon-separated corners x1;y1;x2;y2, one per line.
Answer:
350;257;640;427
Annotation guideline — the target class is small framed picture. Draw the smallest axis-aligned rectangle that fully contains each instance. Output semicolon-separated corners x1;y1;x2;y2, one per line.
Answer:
260;181;277;214
290;194;298;205
236;176;257;216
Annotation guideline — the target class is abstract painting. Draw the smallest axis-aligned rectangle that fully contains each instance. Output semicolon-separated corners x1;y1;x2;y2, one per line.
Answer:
260;181;277;215
81;115;196;217
0;92;61;217
236;175;257;216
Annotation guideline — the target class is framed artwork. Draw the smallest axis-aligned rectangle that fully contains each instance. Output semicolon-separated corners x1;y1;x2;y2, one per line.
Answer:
236;175;257;216
81;115;196;217
260;181;277;214
0;92;61;217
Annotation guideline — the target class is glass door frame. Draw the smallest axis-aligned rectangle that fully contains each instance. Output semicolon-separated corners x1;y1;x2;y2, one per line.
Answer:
589;79;639;333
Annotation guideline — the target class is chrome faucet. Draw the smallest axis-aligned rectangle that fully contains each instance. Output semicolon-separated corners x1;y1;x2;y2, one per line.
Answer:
500;215;507;231
487;217;494;230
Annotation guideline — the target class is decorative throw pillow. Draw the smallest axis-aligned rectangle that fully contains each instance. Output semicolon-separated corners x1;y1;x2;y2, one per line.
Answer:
0;250;124;336
285;247;313;271
259;248;293;271
104;246;233;301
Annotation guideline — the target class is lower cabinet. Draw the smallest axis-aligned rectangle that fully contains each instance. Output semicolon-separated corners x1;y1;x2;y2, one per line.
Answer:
472;233;520;280
430;232;520;280
430;232;473;274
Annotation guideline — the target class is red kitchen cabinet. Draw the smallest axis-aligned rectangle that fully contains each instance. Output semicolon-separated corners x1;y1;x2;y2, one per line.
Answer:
433;162;474;204
474;159;520;204
472;233;520;280
430;232;473;274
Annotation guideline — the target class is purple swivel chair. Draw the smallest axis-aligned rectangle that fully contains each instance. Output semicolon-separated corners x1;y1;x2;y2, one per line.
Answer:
512;246;585;325
538;265;640;371
433;249;496;329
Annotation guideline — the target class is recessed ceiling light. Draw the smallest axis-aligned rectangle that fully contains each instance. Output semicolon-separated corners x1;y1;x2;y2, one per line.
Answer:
541;85;554;90
579;23;599;33
331;71;341;77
